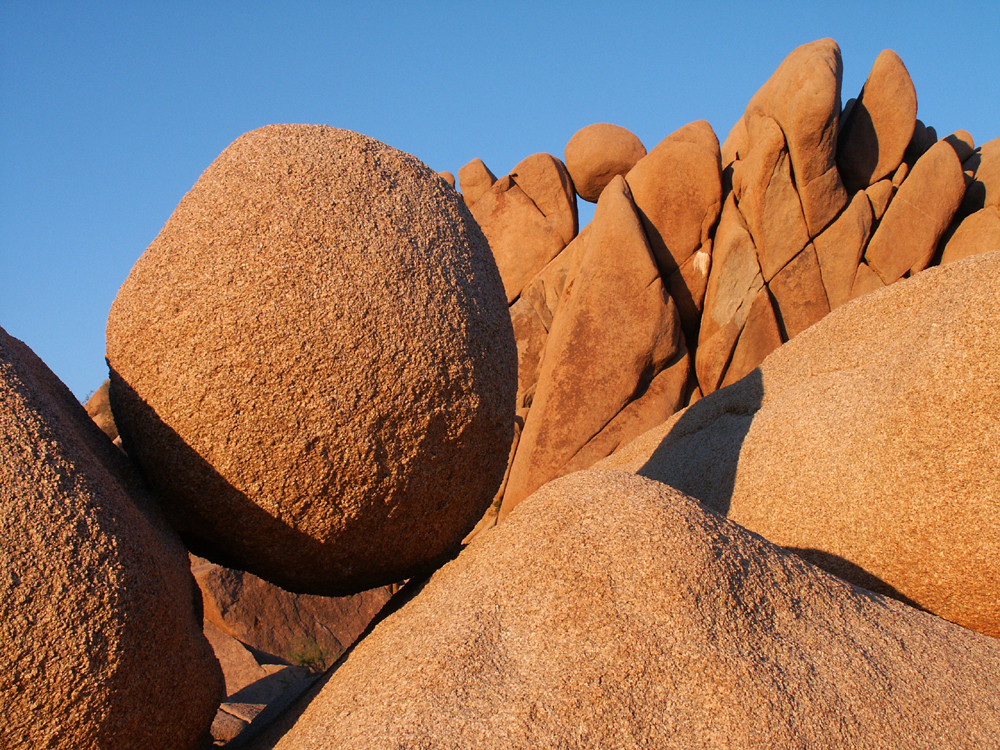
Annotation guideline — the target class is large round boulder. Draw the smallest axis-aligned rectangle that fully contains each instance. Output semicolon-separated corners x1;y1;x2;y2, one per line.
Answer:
106;125;516;595
263;471;1000;748
0;327;223;749
564;122;646;202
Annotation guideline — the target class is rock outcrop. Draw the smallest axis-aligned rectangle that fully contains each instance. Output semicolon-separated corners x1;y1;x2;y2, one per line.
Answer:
264;471;1000;749
1;327;223;749
106;125;517;595
602;251;1000;637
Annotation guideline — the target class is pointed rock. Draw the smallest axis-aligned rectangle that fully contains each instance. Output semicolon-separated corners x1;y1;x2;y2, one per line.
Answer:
469;175;567;303
865;141;966;283
814;191;875;309
768;244;831;340
696;194;764;394
850;261;884;300
457;157;497;206
720;287;782;387
510;153;578;244
501;177;685;513
836;49;917;191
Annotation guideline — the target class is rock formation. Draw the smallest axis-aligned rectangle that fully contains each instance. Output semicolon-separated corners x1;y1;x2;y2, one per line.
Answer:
106;125;517;596
262;471;1000;749
564;122;646;202
1;327;223;749
602;251;1000;637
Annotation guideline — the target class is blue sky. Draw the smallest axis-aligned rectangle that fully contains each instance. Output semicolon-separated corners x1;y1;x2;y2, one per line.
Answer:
2;1;998;400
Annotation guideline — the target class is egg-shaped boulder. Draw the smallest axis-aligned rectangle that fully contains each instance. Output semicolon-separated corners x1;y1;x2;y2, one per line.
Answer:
1;327;223;749
565;123;646;202
107;125;516;595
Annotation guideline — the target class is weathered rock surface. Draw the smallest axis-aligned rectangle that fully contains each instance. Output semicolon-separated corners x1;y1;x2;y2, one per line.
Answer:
939;206;1000;263
509;152;578;244
501;177;688;515
814;191;874;309
84;378;119;443
837;49;917;191
457;157;496;206
0;327;223;749
437;170;455;188
603;251;1000;637
468;175;568;303
191;555;393;672
865;140;966;282
106;125;516;595
564;122;646;202
264;471;1000;749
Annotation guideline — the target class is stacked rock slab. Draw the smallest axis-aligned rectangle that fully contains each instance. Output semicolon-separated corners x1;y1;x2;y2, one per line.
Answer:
940;136;1000;262
602;251;1000;637
0;327;223;749
500;177;690;516
263;471;1000;749
106;125;516;596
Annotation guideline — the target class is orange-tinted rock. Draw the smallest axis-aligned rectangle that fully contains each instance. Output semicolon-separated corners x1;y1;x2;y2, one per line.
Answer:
720;287;782;387
106;125;516;596
904;119;937;164
84;378;119;443
469;175;567;303
814;191;874;308
606;251;1000;637
267;471;1000;750
1;327;223;749
850;261;884;300
437;170;456;188
625;120;722;276
864;177;894;219
836;49;917;191
457;157;497;206
943;130;975;163
940;207;1000;264
959;136;1000;216
865;141;966;283
742;38;847;235
667;245;712;345
696;195;764;394
737;115;810;281
501;177;686;514
564;123;646;202
510;153;578;244
191;555;392;672
768;244;831;340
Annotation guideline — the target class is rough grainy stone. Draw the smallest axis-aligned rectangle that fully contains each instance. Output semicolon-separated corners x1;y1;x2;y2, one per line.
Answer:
457;157;496;206
501;177;687;516
814;191;874;309
509;152;578;244
191;555;393;671
106;125;516;595
564;122;646;202
696;194;764;394
768;244;831;340
0;327;223;749
865;140;966;283
741;38;847;235
264;471;1000;749
84;378;119;443
602;252;1000;637
836;49;917;191
469;175;567;303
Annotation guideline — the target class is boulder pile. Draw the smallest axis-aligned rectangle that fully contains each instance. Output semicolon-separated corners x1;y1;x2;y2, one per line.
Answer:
4;36;998;749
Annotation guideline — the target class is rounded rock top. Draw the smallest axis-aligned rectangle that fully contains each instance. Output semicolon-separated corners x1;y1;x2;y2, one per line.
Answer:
106;124;516;595
565;122;646;202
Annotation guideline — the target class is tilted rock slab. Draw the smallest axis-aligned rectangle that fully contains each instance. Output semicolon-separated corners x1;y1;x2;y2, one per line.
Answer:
0;327;223;749
266;471;1000;749
107;125;516;595
500;176;689;516
603;251;1000;637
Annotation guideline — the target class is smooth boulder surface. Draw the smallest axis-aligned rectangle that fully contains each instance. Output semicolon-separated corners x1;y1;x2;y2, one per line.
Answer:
106;125;517;595
264;471;1000;749
0;327;223;749
603;251;1000;637
564;122;646;202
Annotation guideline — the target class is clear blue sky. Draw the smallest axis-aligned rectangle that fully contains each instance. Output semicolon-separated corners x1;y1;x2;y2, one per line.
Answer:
2;1;998;400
